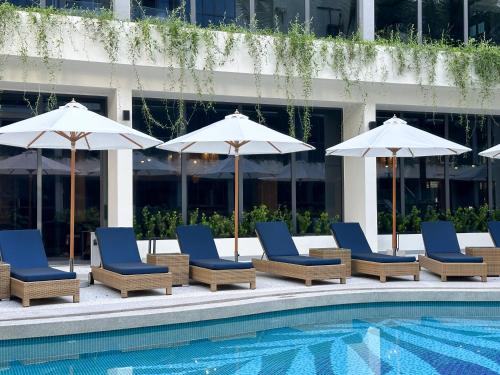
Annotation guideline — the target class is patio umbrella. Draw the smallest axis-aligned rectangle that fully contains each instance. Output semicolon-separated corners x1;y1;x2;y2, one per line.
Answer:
158;109;314;261
326;115;470;255
479;144;500;159
0;99;162;271
0;150;71;175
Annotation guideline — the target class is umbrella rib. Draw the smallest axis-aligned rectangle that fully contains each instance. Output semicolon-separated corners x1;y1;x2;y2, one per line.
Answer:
55;131;72;141
267;141;282;153
181;142;196;152
301;142;315;149
84;135;91;150
447;148;458;154
409;148;415;157
361;148;371;157
27;131;46;148
120;134;144;149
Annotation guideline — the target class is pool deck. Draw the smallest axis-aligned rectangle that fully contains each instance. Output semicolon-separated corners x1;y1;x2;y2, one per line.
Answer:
1;265;499;340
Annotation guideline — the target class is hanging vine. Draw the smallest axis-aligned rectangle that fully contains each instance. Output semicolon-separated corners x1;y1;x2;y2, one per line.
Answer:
0;3;497;141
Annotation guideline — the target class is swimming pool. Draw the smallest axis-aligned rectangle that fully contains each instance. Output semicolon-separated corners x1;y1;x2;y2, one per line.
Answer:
1;302;499;374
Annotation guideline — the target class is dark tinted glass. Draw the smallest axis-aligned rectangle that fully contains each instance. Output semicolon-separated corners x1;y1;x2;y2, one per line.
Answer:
196;0;250;26
375;0;418;40
469;0;500;44
422;0;464;42
310;0;357;37
255;0;305;32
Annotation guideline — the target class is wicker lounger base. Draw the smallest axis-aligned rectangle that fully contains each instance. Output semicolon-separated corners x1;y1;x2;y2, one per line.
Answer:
352;259;420;283
190;266;256;292
90;266;172;297
11;277;80;307
465;247;500;276
252;259;347;286
418;255;487;282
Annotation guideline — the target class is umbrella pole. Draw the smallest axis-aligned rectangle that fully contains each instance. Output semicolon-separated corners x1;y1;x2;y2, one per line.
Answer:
392;152;397;256
234;152;239;262
70;143;76;272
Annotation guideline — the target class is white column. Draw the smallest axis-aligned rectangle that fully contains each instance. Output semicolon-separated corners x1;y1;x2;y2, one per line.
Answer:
342;103;378;250
113;0;131;20
107;89;133;227
359;0;375;41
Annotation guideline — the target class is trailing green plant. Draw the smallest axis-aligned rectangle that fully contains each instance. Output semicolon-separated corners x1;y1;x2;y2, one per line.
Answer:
0;3;497;142
297;210;312;235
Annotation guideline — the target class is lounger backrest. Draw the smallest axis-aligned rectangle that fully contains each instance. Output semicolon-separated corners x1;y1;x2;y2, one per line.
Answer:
95;227;141;267
255;221;299;257
487;221;500;247
176;225;219;260
421;221;460;254
330;223;373;254
0;229;49;269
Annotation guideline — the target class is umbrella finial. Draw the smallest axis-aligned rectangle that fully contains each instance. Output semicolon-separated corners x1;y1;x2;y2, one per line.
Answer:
234;109;240;115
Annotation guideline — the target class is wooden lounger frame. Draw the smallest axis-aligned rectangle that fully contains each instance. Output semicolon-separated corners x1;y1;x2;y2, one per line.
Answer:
418;255;487;282
252;258;346;286
465;247;500;276
11;277;79;307
190;265;256;292
90;266;172;297
352;259;420;283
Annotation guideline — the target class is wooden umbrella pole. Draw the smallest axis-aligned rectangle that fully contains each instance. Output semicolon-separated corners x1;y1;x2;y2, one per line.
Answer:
391;151;397;256
69;142;76;272
234;151;239;262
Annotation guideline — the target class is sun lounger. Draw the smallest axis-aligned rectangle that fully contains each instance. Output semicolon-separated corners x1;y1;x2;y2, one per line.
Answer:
176;225;256;291
330;222;419;282
420;221;487;281
90;227;172;297
464;221;500;276
253;221;346;286
0;229;79;307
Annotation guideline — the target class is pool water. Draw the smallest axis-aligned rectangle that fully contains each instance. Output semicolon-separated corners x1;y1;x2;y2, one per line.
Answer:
1;302;500;374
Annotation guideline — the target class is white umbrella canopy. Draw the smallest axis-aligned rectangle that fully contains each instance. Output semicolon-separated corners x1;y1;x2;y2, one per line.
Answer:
159;111;314;155
479;144;500;159
0;100;161;150
326;115;470;157
0;99;162;271
158;110;315;261
326;115;470;255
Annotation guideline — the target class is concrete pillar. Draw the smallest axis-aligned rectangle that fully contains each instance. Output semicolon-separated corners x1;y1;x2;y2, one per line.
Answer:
359;0;375;41
113;0;131;20
342;103;378;250
107;89;133;227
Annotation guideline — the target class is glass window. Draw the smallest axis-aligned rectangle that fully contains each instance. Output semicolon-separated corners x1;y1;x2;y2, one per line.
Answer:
310;0;357;37
241;105;292;212
448;115;488;210
469;0;500;44
46;0;111;11
375;0;418;40
422;0;464;42
255;0;305;32
132;99;181;219
196;0;250;26
132;0;189;20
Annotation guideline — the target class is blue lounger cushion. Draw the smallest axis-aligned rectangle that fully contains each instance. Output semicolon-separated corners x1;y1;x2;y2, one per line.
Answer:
176;225;220;261
95;227;168;274
0;229;76;282
331;223;416;263
330;223;373;254
104;262;168;275
421;221;483;263
487;221;500;247
11;267;77;282
255;222;300;257
352;253;416;263
421;221;461;254
190;259;253;270
427;253;483;263
269;255;341;266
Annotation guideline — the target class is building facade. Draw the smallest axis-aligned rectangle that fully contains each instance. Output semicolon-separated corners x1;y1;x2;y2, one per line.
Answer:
0;0;498;259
